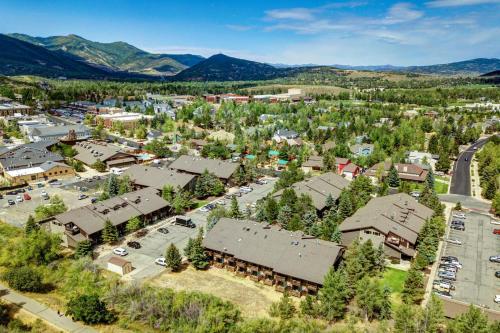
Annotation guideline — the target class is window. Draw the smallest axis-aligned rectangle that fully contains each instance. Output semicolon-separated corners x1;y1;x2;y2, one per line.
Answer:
373;231;380;236
364;230;372;235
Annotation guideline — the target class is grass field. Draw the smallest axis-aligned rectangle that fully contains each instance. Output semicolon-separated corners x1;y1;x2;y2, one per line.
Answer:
382;267;408;306
434;181;449;194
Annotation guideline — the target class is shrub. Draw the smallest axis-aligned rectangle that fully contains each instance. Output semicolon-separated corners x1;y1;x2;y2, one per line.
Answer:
2;266;43;292
66;294;115;324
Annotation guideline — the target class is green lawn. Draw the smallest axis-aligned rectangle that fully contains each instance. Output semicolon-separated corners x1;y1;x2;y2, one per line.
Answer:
434;181;449;194
435;175;450;182
382;268;408;294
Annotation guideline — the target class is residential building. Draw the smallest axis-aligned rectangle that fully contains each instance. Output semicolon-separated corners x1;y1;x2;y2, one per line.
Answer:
4;161;74;185
339;193;434;259
365;162;429;183
0;141;64;173
406;151;437;170
273;172;350;213
29;124;91;142
350;143;374;157
51;187;169;247
74;141;138;169
301;155;323;173
273;129;299;143
122;164;196;192
153;103;176;119
342;163;361;180
169;155;239;183
203;218;344;296
0;101;32;117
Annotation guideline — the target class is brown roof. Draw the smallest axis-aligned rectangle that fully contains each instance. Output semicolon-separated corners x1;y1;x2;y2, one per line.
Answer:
108;256;131;267
339;193;434;245
273;172;350;211
335;157;350;165
74;141;136;165
122;164;196;190
169;155;239;180
203;218;344;285
343;163;359;173
440;297;500;321
302;155;323;168
365;162;428;182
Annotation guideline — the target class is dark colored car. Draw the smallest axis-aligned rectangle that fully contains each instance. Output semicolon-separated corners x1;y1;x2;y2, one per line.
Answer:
135;229;148;237
6;190;18;195
495;271;500;278
7;199;15;205
48;179;59;184
0;194;3;199
158;227;169;234
27;186;33;191
127;241;141;249
90;197;98;203
450;225;465;231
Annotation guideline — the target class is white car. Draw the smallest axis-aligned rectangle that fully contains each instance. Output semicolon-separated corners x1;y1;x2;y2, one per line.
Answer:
200;206;210;213
155;257;166;266
453;212;466;219
216;199;226;206
113;248;128;256
446;238;462;245
495;295;500;304
15;195;23;202
240;186;253;193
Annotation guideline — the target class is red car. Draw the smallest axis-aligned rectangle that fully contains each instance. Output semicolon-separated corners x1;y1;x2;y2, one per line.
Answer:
493;229;500;235
23;192;31;200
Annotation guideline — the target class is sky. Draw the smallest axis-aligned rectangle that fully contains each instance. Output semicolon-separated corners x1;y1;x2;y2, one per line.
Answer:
0;0;499;66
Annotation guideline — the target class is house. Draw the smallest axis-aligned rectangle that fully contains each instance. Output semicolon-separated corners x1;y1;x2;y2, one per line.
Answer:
74;141;138;169
301;155;323;173
350;143;374;157
168;155;239;183
365;162;429;183
29;124;91;142
273;172;350;213
339;193;434;260
273;129;299;143
122;164;196;192
342;163;360;180
0;101;32;117
107;257;133;276
190;139;208;150
4;161;75;185
334;157;351;174
153;103;176;119
203;218;344;296
51;187;169;247
0;141;64;173
406;151;437;170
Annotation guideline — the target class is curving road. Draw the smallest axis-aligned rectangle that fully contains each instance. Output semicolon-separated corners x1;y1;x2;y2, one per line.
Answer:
449;138;490;196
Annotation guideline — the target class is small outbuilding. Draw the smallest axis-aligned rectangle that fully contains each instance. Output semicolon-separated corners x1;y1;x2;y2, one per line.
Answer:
107;256;133;276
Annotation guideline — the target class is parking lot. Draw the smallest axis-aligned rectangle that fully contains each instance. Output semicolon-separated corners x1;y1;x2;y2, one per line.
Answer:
95;177;277;281
437;211;500;309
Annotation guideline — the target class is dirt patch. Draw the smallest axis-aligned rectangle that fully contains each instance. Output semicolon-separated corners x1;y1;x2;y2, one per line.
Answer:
148;266;284;318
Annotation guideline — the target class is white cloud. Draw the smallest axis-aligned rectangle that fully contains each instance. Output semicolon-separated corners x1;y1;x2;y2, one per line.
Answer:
265;7;316;21
426;0;500;7
383;3;424;24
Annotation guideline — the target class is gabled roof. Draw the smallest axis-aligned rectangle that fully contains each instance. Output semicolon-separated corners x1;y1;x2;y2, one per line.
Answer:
0;141;63;170
339;193;434;244
122;164;196;190
31;124;90;137
273;172;350;211
343;163;360;173
365;162;428;182
302;155;323;168
203;218;344;285
74;141;135;165
169;155;239;180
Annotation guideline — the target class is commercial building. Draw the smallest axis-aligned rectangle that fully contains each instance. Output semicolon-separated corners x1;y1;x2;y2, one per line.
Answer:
74;141;138;169
169;155;239;183
4;161;75;185
0;141;64;173
51;187;169;247
339;193;434;259
122;164;196;192
203;218;344;296
29;124;91;142
96;112;154;130
273;172;350;212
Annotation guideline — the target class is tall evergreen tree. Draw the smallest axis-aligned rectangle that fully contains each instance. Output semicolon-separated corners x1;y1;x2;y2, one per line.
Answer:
165;243;182;271
102;219;118;244
25;215;39;235
337;191;353;220
230;196;242;219
106;174;120;197
75;240;93;258
318;268;351;321
387;163;400;187
277;205;293;229
401;267;425;304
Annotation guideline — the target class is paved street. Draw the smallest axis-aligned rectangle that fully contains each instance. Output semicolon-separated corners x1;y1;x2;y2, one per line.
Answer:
439;194;492;212
0;283;97;333
450;138;490;196
95;177;277;281
436;211;500;310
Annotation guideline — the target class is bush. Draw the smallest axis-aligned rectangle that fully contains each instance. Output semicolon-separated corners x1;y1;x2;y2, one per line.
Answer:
2;266;43;292
66;294;115;324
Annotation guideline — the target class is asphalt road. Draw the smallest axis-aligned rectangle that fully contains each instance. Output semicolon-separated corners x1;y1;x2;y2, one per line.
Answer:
449;138;490;196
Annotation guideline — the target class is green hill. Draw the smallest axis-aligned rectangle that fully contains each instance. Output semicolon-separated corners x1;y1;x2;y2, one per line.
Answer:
8;33;204;75
402;58;500;76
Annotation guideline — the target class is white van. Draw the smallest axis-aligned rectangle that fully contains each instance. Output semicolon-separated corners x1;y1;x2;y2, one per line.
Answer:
110;167;123;175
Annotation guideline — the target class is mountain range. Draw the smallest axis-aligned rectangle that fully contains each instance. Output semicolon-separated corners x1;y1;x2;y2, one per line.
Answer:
8;33;204;75
0;33;499;81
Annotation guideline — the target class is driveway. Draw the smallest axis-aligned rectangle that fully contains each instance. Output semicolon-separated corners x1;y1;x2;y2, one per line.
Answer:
450;138;490;196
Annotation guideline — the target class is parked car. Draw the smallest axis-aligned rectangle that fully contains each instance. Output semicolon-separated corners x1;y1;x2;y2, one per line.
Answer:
216;199;226;206
446;238;462;245
17;188;25;193
155;257;167;266
127;241;141;249
23;193;31;200
433;290;452;298
256;179;268;185
433;280;455;291
158;227;169;234
452;212;466;219
441;261;462;269
495;295;500;304
410;191;421;198
6;190;18;195
90;197;97;203
113;248;128;256
36;183;44;188
15;195;23;202
7;199;15;205
27;186;33;191
450;225;465;231
239;186;253;193
451;220;464;225
489;256;500;263
493;229;500;235
495;271;500;278
78;194;88;200
175;216;196;228
442;255;459;261
50;181;62;186
200;206;210;213
48;179;59;184
135;229;148;237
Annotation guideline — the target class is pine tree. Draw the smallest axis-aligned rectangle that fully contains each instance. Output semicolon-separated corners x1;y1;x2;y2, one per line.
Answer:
401;267;424;304
420;294;444;333
230;196;242;219
387;163;400;187
25;215;39;235
484;178;497;200
338;191;353;220
318;268;351;321
426;169;435;190
75;240;93;258
331;225;342;243
106;175;119;197
126;216;143;233
455;201;462;211
269;292;296;320
302;209;317;229
190;241;209;270
359;240;377;275
394;304;418;333
102;219;118;244
184;237;195;259
435;152;451;173
165;243;182;271
162;185;175;202
277;205;293;229
264;197;279;222
325;193;335;209
448;305;490;333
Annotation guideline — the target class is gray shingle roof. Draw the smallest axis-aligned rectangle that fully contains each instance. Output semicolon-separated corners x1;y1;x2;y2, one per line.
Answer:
122;164;196;190
273;172;350;211
0;141;64;170
203;218;344;285
74;141;136;165
31;124;90;137
169;155;239;180
365;162;428;182
339;193;434;244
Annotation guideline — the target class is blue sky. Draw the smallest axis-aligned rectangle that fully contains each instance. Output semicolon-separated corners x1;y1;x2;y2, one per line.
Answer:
0;0;499;65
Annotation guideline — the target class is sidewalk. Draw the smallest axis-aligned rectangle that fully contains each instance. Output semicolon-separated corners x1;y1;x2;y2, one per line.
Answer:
0;283;97;333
